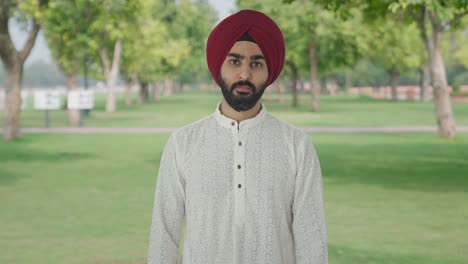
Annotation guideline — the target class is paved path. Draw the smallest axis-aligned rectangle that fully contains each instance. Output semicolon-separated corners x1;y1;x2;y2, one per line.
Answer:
2;126;467;134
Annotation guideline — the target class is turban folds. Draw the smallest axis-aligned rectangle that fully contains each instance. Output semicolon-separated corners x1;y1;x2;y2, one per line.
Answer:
206;9;285;86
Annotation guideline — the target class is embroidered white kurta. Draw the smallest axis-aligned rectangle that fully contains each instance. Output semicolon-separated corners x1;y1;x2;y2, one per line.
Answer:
148;103;328;264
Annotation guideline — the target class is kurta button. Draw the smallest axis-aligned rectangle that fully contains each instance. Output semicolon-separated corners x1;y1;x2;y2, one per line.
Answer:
231;121;235;126
238;184;242;188
238;141;242;146
237;165;241;169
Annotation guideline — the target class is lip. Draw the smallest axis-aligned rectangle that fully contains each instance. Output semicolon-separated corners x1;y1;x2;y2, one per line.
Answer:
235;86;252;93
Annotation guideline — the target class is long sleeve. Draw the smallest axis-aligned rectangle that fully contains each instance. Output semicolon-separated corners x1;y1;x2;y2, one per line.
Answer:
292;134;328;264
148;134;186;264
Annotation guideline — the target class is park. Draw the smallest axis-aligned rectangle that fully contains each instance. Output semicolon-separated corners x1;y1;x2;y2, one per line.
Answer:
1;0;468;264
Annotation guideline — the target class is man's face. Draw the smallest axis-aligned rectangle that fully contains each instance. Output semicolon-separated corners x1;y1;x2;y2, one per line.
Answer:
219;41;268;112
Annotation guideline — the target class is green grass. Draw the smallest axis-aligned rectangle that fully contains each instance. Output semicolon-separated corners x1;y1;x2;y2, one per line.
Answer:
1;133;467;263
5;89;468;128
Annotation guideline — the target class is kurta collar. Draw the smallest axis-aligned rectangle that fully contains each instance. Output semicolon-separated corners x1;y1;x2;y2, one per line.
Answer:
214;101;267;130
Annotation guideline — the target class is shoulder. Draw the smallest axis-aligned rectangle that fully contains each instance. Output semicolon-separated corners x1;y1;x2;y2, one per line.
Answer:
165;114;216;155
264;112;311;143
264;112;318;160
170;114;214;140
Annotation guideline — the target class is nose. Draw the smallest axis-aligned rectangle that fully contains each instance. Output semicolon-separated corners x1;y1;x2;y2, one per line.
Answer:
238;64;251;81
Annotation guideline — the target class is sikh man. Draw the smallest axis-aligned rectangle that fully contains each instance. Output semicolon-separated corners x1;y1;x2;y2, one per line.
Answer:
148;9;328;264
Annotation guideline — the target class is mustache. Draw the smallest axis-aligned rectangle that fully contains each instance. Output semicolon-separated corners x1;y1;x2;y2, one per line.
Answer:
230;80;256;92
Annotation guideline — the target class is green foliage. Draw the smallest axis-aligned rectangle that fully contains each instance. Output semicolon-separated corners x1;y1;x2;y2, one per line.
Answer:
159;0;217;83
367;19;423;77
119;0;216;84
43;0;88;75
43;0;143;81
348;60;388;87
450;25;468;68
120;0;186;83
238;0;368;79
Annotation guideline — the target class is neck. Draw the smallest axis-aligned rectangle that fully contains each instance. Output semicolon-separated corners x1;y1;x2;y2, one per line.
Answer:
220;99;262;123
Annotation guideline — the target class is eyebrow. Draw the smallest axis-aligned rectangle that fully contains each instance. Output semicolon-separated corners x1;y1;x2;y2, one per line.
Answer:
228;53;265;61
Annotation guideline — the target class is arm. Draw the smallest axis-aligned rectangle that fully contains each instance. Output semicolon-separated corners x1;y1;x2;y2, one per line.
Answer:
292;134;328;264
148;135;186;263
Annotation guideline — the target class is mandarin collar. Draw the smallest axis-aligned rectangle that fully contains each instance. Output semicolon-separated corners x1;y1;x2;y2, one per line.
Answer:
214;101;267;130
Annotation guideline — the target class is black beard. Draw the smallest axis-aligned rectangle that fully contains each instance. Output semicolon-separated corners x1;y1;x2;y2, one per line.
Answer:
219;77;267;112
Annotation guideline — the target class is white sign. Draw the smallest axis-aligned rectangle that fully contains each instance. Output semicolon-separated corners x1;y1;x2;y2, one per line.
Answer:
0;90;28;110
21;91;28;109
67;90;94;109
34;90;61;110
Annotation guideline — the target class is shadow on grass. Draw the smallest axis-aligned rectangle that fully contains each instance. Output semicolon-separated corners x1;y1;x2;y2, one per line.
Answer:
317;141;468;193
0;168;22;186
0;143;95;186
0;137;95;164
329;244;464;264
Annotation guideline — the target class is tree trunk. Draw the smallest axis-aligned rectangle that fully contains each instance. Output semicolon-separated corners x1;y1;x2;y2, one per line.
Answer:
429;15;456;139
3;65;22;140
124;81;133;107
124;73;137;107
278;80;285;104
418;8;456;138
389;71;399;101
0;5;41;140
287;60;299;107
345;68;352;92
65;72;80;126
139;82;149;104
99;39;122;113
309;41;320;112
164;79;174;96
152;82;161;102
430;32;456;138
419;65;430;101
175;81;181;94
320;78;327;95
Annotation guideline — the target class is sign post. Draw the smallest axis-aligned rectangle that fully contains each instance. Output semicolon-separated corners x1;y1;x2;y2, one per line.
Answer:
34;90;61;127
67;90;94;127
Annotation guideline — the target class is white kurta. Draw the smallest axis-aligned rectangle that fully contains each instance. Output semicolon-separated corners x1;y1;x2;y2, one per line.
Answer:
148;103;328;264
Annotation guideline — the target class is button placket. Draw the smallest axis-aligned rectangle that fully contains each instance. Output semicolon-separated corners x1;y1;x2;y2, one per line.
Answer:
233;129;246;226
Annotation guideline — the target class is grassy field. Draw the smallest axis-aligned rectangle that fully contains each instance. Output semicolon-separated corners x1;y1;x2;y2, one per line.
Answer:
4;89;468;128
1;91;467;263
1;132;467;264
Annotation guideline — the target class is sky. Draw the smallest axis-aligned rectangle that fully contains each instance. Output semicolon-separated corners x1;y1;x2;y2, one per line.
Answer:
9;0;236;66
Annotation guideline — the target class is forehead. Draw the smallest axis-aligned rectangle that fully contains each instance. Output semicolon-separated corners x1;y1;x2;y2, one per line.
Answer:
227;41;264;57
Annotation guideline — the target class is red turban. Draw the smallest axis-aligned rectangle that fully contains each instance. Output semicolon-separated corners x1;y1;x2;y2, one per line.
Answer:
206;9;285;86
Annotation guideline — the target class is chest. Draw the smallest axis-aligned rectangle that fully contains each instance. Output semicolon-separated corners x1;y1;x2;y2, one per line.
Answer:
181;131;296;206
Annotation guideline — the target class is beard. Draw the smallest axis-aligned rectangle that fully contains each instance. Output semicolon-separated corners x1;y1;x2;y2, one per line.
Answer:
219;75;267;112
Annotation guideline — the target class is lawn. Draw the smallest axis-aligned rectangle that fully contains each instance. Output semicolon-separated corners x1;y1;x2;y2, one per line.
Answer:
5;89;468;128
1;133;467;264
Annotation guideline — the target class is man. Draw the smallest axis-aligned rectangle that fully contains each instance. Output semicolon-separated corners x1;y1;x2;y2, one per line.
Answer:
148;9;327;264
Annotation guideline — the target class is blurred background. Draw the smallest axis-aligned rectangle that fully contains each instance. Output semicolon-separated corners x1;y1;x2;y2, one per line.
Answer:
1;0;467;263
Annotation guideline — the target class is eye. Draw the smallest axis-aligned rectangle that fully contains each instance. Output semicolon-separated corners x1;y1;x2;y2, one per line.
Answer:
251;61;263;68
230;59;240;65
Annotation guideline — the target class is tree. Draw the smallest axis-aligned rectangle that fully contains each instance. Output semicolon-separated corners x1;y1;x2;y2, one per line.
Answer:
146;0;215;95
120;0;191;105
366;19;422;100
86;0;141;112
43;0;90;125
170;0;217;85
239;0;366;111
0;0;48;140
303;0;468;138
